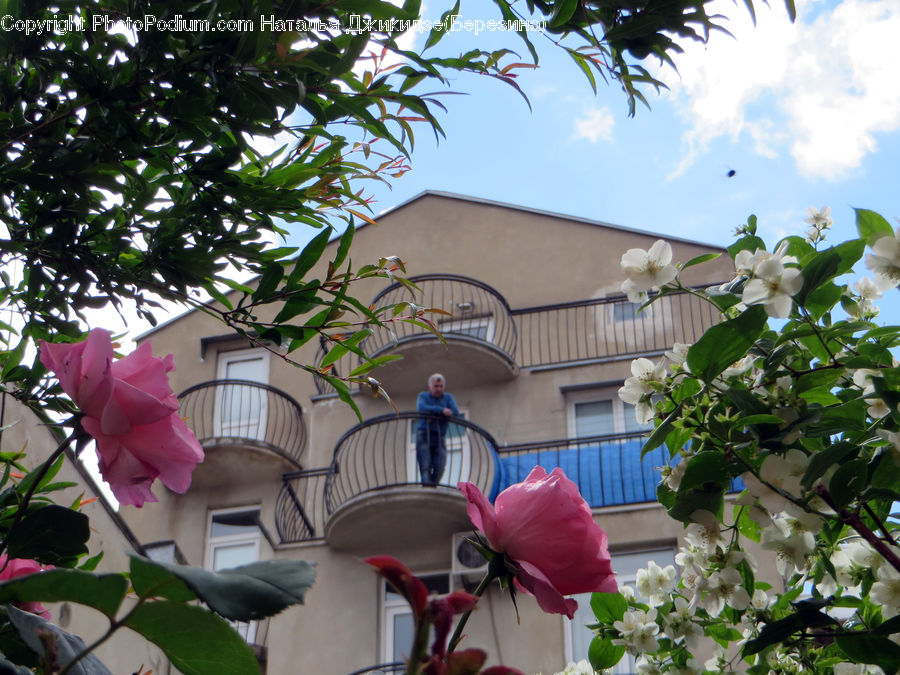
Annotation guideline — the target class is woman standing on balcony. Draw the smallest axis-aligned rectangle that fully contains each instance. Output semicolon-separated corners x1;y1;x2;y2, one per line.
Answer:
415;373;460;486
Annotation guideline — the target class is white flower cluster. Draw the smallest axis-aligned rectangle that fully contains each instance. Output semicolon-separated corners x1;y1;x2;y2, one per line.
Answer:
804;205;833;245
735;242;803;318
548;660;607;675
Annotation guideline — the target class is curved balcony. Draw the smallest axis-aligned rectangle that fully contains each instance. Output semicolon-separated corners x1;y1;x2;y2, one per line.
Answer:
363;274;518;392
347;664;403;675
275;413;500;553
178;380;307;487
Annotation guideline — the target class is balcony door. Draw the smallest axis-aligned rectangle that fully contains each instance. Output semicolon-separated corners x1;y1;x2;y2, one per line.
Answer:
206;509;263;644
406;411;470;487
215;348;270;441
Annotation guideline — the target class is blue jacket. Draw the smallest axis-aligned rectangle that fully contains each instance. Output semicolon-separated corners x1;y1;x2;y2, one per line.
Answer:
416;391;459;434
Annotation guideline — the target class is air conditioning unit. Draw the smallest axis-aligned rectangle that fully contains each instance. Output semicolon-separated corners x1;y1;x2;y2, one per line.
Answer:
451;532;489;578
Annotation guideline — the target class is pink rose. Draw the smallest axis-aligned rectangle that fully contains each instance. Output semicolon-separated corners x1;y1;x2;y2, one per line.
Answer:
0;555;52;618
459;466;617;619
40;329;204;507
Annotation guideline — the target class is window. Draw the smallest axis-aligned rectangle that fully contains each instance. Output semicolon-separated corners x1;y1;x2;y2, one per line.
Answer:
215;348;270;440
207;509;263;643
439;315;494;342
566;548;676;673
382;573;450;664
612;302;640;323
567;390;651;439
406;411;470;486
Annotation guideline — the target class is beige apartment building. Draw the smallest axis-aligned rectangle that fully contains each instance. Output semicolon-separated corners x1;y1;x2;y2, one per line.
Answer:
120;191;743;674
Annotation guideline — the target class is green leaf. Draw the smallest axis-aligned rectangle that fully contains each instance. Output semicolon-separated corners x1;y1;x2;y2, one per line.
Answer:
678;452;731;492
667;483;724;523
7;606;113;675
332;221;355;270
549;0;578;28
124;601;261;675
828;458;868;508
687;306;768;382
0;569;126;618
130;555;316;621
640;408;678;458
681;252;721;269
743;614;804;656
727;235;766;260
590;592;627;623
795;368;844;394
588;635;626;670
836;632;900;673
801;442;857;489
5;505;90;564
252;262;284;301
287;229;332;286
855;208;894;243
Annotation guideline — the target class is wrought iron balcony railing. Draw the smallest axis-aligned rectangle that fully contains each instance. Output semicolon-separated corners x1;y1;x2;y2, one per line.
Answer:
346;663;404;675
367;274;517;360
311;286;721;395
275;413;501;543
510;290;719;369
178;379;307;468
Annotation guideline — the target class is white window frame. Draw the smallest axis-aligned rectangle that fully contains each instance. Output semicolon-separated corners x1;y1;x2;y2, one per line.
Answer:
565;548;677;673
206;507;263;644
406;409;471;486
566;389;648;439
214;348;270;440
439;315;495;342
381;572;450;664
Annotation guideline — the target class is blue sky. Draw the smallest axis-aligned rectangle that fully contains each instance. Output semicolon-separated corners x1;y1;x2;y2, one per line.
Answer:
329;0;900;287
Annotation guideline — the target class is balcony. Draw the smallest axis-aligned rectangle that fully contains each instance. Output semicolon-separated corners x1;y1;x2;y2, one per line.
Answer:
312;287;721;396
511;290;720;369
275;413;501;553
347;664;404;675
178;380;307;486
360;274;518;392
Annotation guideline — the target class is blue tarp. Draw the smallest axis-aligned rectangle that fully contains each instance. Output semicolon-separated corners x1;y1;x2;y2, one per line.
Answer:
497;439;670;508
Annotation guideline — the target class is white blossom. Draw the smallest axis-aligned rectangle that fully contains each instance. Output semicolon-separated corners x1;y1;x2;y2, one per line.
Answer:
742;256;803;318
634;656;663;675
663;597;702;647
877;429;900;465
552;660;601;675
618;358;667;425
805;206;833;228
700;567;751;615
741;449;808;515
664;342;691;368
804;206;833;244
621;240;677;292
685;510;726;554
870;564;900;616
621;278;649;305
833;664;885;675
613;608;660;654
854;276;883;300
664;458;688;490
635;561;678;606
721;354;756;379
761;517;816;576
750;588;770;610
865;227;900;290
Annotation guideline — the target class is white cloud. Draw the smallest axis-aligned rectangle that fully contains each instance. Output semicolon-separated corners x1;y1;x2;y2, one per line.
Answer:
664;0;900;180
573;106;615;142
